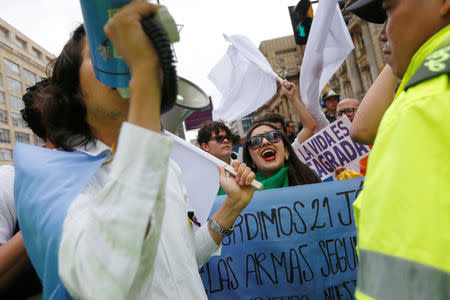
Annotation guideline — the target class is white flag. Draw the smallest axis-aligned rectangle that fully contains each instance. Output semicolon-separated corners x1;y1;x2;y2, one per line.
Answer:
300;0;354;132
166;130;223;225
209;34;278;122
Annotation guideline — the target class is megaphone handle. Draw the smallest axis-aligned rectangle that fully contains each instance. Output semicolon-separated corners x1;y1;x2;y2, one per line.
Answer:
223;164;264;191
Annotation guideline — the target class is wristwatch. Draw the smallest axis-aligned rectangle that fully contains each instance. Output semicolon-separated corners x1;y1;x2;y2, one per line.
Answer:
208;218;234;237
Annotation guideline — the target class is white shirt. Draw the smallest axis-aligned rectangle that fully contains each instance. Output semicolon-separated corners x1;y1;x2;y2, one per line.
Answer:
58;122;219;300
0;165;15;245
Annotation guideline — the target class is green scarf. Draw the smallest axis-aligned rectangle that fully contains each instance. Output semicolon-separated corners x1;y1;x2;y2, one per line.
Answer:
217;166;289;195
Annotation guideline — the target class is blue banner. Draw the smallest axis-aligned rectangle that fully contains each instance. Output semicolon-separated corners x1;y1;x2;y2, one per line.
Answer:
200;177;364;300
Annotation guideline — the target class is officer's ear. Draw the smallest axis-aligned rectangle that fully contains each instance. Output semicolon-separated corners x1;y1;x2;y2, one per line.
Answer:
440;0;450;17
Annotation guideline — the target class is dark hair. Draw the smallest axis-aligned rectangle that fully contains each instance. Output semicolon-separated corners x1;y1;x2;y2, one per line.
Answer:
285;120;295;127
231;134;242;146
197;121;232;146
38;24;95;151
21;78;49;139
256;113;287;133
243;122;320;186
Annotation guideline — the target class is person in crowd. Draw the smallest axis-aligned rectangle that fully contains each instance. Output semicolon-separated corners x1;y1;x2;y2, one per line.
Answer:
285;120;297;143
197;121;233;164
336;98;360;123
333;98;368;179
14;2;256;299
346;0;449;298
242;121;321;190
321;90;340;123
0;79;49;299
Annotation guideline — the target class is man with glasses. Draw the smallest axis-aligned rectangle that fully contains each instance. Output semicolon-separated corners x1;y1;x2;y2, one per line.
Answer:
285;120;297;143
336;98;360;122
197;121;234;164
334;98;369;179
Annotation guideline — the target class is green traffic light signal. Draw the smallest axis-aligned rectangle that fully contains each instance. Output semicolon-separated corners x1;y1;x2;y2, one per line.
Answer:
298;25;306;37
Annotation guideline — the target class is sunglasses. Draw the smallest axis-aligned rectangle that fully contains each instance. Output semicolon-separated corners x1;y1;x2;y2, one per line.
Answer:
246;130;283;150
210;135;232;143
337;108;356;116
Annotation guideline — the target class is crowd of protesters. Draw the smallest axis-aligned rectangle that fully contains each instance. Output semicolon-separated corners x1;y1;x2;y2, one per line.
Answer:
1;0;449;299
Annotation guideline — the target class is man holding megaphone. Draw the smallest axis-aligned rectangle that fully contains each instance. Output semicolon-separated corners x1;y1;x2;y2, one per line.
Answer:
13;1;257;299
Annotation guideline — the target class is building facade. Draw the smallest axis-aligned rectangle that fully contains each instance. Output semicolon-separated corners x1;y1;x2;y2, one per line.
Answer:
0;18;54;166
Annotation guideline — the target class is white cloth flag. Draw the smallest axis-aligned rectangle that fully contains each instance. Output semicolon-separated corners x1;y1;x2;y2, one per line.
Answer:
166;130;223;225
300;0;354;132
209;34;278;122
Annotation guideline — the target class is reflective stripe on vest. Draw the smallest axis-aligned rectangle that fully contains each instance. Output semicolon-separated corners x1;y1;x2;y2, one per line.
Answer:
358;249;450;300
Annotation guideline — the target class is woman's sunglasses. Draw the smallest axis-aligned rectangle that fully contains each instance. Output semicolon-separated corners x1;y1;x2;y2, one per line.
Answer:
246;130;283;150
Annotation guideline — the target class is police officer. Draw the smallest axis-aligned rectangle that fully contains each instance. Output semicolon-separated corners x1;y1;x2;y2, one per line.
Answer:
346;0;450;299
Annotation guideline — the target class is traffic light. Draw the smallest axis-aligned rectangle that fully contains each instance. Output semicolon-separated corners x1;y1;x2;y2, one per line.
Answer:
288;0;314;45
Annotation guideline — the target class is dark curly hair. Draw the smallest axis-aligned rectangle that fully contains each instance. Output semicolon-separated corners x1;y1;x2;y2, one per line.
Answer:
197;121;232;146
36;24;95;151
20;78;49;139
243;122;320;186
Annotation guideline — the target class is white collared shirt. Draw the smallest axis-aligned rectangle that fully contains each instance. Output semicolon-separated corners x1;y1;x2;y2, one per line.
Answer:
0;164;15;245
59;122;219;300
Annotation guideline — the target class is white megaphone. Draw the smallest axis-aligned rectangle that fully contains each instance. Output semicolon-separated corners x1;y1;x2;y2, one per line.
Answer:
161;76;210;134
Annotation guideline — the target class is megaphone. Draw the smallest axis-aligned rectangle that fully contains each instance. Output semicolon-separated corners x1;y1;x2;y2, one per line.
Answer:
79;0;179;113
161;76;210;134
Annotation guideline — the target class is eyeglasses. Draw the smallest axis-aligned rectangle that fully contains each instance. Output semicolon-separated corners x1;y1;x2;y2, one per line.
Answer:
246;130;283;150
337;108;356;117
209;135;232;143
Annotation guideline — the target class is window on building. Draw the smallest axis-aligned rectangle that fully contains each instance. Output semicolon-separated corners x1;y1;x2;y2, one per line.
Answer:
9;95;24;110
15;132;30;144
0;91;4;105
0;129;11;143
0;73;3;87
12;113;27;128
15;37;26;49
23;69;36;83
275;48;297;56
31;47;41;58
6;77;21;93
0;26;8;39
6;76;22;93
0;148;13;160
3;58;20;76
34;135;45;146
0;109;7;124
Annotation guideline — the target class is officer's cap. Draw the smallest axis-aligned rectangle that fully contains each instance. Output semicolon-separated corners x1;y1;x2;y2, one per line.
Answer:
346;0;386;24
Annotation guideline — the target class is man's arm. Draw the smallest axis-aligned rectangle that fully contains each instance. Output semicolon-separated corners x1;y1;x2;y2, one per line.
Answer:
351;65;399;145
0;232;30;293
0;166;30;294
280;80;316;143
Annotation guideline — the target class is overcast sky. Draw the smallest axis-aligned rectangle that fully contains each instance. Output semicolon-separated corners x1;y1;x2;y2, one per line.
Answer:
1;0;315;138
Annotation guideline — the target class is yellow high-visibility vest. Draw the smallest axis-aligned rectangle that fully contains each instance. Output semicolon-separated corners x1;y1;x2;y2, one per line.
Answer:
354;25;450;299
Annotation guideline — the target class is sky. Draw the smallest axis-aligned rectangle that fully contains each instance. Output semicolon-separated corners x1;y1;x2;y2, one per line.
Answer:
1;0;315;139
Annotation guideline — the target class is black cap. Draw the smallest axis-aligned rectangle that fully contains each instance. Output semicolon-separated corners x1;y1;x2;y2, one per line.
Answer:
346;0;386;24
